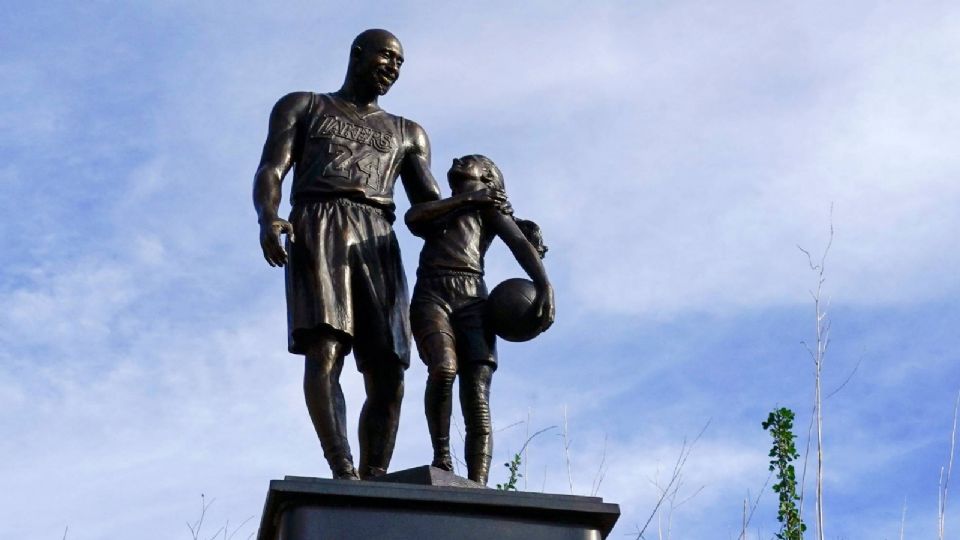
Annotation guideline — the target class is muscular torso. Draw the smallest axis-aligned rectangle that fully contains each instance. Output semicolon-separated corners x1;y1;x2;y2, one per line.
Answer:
291;93;408;211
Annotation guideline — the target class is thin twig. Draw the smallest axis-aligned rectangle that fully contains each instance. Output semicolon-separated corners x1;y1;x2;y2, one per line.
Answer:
494;420;524;434
825;355;863;400
226;516;255;540
523;409;531;490
187;494;214;540
938;390;960;539
740;470;773;539
451;415;466;475
798;403;814;520
898;496;906;540
591;434;609;496
634;420;711;539
519;425;558;453
562;405;575;495
742;498;747;540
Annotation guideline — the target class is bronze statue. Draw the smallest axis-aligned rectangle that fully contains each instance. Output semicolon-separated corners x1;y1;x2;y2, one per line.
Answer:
253;29;441;480
406;155;555;485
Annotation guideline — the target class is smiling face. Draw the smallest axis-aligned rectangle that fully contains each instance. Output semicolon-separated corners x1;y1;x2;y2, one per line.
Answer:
447;155;502;194
349;30;404;97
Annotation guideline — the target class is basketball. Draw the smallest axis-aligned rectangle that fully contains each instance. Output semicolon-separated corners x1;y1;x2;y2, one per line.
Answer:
485;278;542;342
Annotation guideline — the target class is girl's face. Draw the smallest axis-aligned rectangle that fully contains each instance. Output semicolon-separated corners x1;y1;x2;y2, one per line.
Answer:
447;156;489;194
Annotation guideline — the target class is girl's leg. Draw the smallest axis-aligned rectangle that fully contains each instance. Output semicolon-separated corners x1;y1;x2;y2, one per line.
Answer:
423;332;458;471
460;362;494;485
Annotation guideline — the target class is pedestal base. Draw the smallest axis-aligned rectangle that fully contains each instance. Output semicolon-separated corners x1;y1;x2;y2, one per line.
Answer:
257;466;620;540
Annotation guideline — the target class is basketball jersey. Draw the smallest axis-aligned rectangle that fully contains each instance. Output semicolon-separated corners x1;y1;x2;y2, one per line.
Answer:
417;209;496;277
291;93;407;211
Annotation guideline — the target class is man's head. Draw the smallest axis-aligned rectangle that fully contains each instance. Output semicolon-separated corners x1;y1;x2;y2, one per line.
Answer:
347;29;404;97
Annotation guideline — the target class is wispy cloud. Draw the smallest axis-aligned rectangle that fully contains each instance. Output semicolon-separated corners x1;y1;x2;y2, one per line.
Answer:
2;1;960;539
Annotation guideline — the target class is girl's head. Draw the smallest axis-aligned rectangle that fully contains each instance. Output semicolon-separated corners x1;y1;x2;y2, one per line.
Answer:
447;154;505;194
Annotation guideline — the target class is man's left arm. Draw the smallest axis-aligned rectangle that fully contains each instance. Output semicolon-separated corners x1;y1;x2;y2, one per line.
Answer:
399;120;441;205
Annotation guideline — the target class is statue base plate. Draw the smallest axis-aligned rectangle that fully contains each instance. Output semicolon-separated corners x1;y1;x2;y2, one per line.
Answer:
257;466;620;540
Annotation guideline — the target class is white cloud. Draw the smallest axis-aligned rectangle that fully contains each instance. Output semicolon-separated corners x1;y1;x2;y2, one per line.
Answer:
3;2;960;539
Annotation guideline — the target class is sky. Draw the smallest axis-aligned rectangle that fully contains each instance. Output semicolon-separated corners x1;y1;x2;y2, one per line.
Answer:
2;1;959;538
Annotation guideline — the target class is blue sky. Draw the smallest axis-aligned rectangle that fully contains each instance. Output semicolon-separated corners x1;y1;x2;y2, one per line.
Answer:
2;1;960;538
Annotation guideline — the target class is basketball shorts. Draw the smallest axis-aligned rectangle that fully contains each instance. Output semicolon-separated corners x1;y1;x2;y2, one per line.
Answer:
285;198;410;370
410;272;497;369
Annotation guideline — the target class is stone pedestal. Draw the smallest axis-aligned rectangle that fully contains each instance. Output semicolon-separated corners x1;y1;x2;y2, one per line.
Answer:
257;466;620;540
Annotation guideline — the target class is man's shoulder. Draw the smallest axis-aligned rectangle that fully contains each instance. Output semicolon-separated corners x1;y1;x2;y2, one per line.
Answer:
271;91;314;118
399;116;429;152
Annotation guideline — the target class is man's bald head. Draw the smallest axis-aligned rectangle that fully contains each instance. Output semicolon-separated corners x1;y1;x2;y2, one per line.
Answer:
345;29;405;97
351;29;402;56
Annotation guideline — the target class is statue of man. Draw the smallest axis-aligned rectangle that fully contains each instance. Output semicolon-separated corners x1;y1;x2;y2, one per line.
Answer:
253;29;441;480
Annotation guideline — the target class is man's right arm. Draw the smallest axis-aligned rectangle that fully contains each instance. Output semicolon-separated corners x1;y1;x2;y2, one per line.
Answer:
253;92;311;267
404;189;507;237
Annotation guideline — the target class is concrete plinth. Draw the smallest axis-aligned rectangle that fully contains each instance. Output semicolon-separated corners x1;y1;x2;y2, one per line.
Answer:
257;466;620;540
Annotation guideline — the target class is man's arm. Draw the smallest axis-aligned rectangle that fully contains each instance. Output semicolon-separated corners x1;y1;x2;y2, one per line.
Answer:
485;209;556;331
253;92;311;267
404;189;507;237
398;120;442;206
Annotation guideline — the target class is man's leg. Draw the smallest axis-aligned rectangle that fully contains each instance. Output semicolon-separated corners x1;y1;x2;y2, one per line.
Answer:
460;363;494;485
358;360;405;479
303;334;358;479
422;333;458;471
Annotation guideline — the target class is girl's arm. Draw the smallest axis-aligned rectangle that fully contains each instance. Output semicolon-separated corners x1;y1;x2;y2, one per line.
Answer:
485;209;556;331
405;189;507;237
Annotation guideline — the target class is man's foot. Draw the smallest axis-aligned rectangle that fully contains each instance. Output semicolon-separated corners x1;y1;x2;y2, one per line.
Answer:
359;465;387;480
431;453;454;472
332;461;360;480
333;469;360;480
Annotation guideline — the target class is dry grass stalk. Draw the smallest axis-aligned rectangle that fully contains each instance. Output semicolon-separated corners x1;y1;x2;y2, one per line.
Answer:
187;494;254;540
898;497;906;540
739;470;773;540
562;405;575;495
590;434;608;497
632;420;710;540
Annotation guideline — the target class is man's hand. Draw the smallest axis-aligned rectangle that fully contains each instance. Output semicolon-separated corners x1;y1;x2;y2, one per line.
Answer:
259;217;295;267
533;283;555;332
463;188;512;214
463;188;507;206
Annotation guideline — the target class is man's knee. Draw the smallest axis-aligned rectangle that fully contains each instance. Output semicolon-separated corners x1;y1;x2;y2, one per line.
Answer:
304;333;347;380
365;364;405;405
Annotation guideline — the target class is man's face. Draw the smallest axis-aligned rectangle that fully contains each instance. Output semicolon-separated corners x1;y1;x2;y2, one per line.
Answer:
353;37;404;96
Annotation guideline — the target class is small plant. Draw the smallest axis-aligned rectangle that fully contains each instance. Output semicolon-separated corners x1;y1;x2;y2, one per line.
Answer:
494;424;557;492
763;407;807;540
496;453;523;491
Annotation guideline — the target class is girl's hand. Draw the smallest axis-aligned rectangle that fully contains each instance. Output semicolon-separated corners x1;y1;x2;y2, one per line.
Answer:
534;284;555;332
